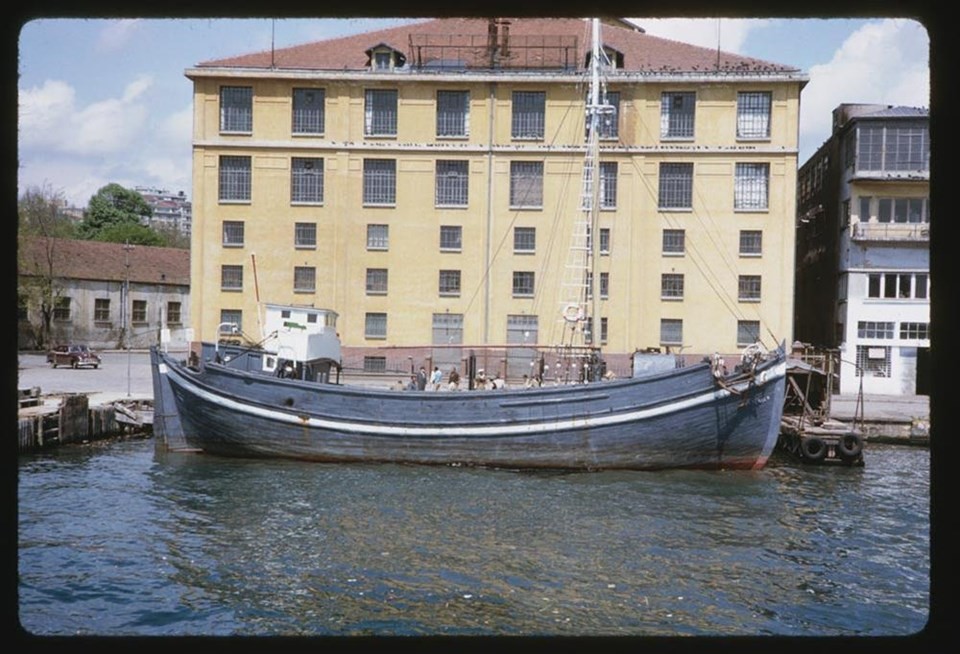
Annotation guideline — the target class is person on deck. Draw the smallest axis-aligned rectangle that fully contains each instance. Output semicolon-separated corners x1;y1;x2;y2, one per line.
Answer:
417;366;427;391
430;366;443;391
448;367;461;391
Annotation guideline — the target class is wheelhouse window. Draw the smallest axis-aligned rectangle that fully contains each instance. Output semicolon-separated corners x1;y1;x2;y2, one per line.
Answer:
439;270;461;296
658;163;693;210
436;90;469;137
662;229;685;255
222;220;244;247
295;222;317;249
661;92;695;139
510;161;543;208
512;271;535;297
736;91;771;139
292;88;324;134
294;266;316;293
514;226;536;253
291;157;323;204
364;89;398;137
221;265;243;291
365;312;387;339
439;225;462;251
366;268;388;295
219;156;251;202
363;159;396;205
435;160;468;206
367;224;389;250
511;91;545;139
220;86;252;133
734;163;769;211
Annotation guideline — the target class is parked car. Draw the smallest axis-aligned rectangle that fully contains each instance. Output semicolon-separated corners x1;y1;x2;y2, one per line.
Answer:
46;344;102;369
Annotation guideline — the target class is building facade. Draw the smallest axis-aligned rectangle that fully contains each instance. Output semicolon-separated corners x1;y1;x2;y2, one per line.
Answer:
136;187;193;237
796;104;930;395
185;17;805;375
18;237;191;351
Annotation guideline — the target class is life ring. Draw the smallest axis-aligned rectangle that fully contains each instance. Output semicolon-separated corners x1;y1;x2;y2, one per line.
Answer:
562;303;584;323
837;433;863;461
799;437;827;463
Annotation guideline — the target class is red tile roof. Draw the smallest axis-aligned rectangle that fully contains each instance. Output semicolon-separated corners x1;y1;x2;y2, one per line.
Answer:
196;17;799;74
19;237;190;286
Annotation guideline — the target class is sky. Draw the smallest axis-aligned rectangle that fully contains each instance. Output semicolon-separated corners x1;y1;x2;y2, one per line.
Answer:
16;16;930;208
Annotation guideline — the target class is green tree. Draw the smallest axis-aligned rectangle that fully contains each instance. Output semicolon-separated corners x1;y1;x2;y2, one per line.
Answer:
78;183;153;239
97;221;165;246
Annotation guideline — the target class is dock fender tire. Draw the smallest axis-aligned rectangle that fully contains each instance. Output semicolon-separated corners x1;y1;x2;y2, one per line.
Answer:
800;437;827;463
837;433;863;461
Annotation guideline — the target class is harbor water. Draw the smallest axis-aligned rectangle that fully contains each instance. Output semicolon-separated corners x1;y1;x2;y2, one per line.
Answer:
17;438;930;637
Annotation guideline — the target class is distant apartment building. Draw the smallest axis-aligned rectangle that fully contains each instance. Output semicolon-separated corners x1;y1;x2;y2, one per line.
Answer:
184;17;806;373
136;187;193;237
795;104;930;395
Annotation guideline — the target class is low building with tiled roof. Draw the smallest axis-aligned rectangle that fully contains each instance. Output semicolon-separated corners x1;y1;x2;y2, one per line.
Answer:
185;16;807;375
18;237;191;350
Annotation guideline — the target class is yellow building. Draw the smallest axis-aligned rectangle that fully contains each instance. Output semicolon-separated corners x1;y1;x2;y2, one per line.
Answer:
186;17;806;375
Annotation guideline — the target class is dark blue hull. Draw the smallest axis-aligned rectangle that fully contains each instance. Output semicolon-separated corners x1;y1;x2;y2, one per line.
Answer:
151;346;786;470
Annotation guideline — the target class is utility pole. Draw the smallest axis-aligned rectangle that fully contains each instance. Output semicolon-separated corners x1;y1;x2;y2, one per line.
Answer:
123;241;135;397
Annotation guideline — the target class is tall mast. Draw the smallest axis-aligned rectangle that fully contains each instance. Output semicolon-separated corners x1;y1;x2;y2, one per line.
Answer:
587;17;603;345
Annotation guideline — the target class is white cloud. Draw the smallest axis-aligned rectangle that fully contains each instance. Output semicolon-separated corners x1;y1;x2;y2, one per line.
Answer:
627;18;767;53
96;19;144;52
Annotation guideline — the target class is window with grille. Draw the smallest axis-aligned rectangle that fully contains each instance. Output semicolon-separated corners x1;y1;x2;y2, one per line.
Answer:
510;161;543;208
661;92;695;139
221;265;243;291
585;272;609;299
661;273;684;299
364;89;397;136
663;229;685;255
291;157;323;204
366;268;388;295
295;222;317;248
367;224;389;250
365;312;387;339
511;91;545;139
586;91;620;140
658;163;693;209
736;91;771;139
132;300;147;323
600;162;617;209
736;320;761;346
294;266;316;293
363;159;396;205
94;298;110;323
167;301;182;325
292;88;324;134
53;297;71;321
439;270;461;296
867;273;929;299
856;122;929;172
506;314;539;373
439;225;462;251
512;271;535;297
435;160;468;206
219;156;251;202
899;322;929;340
222;220;244;247
738;275;762;301
856;345;891;377
437;90;469;137
514;227;536;253
734;163;769;210
220;309;242;333
857;321;894;339
660;319;682;345
739;230;762;256
363;356;387;373
220;86;252;132
600;228;610;254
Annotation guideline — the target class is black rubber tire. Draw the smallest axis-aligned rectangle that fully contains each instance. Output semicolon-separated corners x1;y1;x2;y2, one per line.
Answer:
800;437;827;463
837;433;864;461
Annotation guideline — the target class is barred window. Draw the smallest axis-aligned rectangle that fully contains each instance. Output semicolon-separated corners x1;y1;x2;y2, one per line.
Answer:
899;322;930;340
292;88;324;134
167;301;182;324
366;268;388;295
734;163;769;210
437;90;469;137
220;309;242;333
661;273;684;299
739;230;762;256
364;89;397;136
219;156;251;202
658;163;693;209
439;270;461;296
94;298;110;322
439;225;462;251
295;222;317;248
663;229;685;255
435;160;468;206
511;91;545;139
53;296;71;321
510;161;543;208
294;266;316;293
856;345;891;378
600;162;617;209
365;312;387;339
514;226;536;253
737;320;761;346
512;271;535;297
363;356;387;373
221;265;243;291
738;275;762;301
367;224;389;250
222;220;244;247
661;92;695;139
660;319;682;345
363;159;396;205
736;91;771;139
600;228;610;254
132;300;147;323
586;91;620;140
220;86;252;132
291;157;323;204
857;321;894;339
